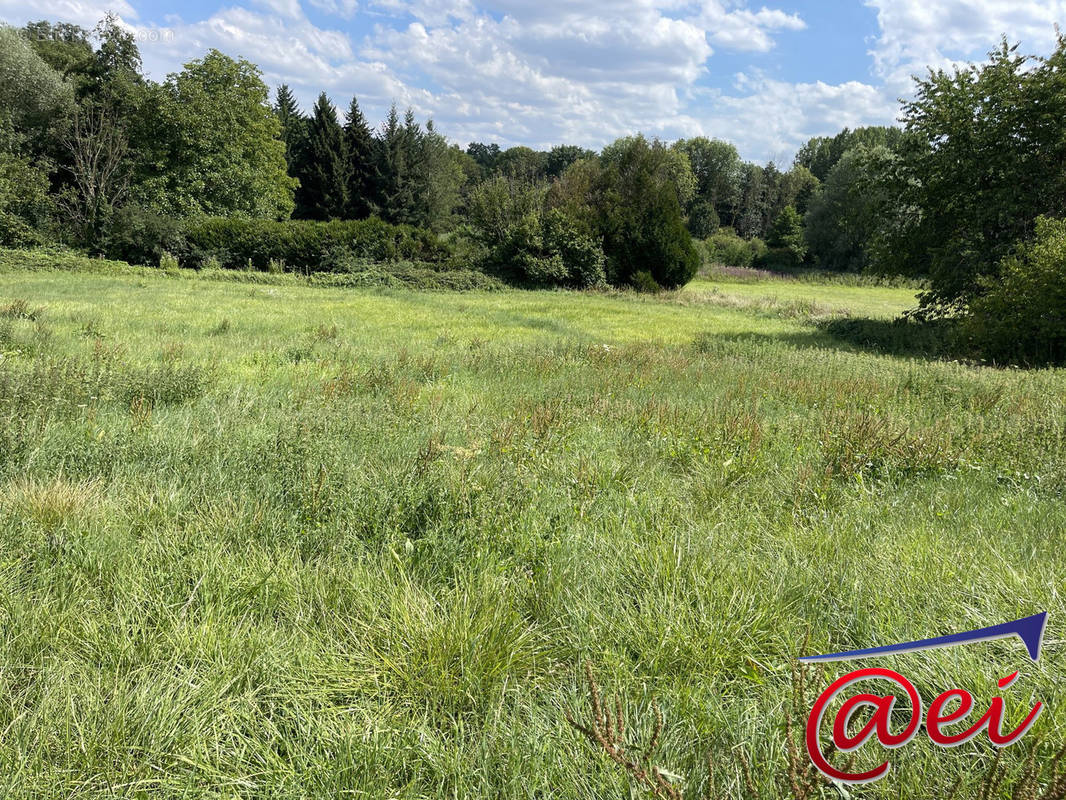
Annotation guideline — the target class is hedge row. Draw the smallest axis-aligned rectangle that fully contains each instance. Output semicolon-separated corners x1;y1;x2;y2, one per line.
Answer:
103;211;452;271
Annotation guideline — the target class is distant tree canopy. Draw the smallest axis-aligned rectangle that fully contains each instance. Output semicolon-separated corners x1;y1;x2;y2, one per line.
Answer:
794;126;907;182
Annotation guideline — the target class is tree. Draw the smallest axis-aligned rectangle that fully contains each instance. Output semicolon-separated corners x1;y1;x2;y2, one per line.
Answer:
765;205;806;265
672;137;743;227
804;146;895;272
408;120;465;231
134;50;295;219
496;146;548;181
597;135;700;289
343;95;378;218
545;145;595;178
794;126;906;182
0;116;53;245
273;84;306;171
735;163;768;239
466;142;501;177
58;103;130;245
297;92;348;220
22;21;93;80
0;25;75;151
884;38;1066;313
376;104;416;224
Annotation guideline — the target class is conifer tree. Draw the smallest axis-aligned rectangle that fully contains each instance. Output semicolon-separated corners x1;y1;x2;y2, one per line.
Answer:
343;96;378;219
273;84;306;172
376;104;415;225
298;92;348;220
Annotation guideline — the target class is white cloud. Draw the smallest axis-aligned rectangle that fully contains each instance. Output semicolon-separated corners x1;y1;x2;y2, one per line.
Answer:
0;0;137;28
701;74;896;162
697;1;806;52
0;0;920;162
353;0;817;155
866;0;1066;91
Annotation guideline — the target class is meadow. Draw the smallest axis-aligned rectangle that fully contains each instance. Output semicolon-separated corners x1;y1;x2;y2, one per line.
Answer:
0;251;1064;798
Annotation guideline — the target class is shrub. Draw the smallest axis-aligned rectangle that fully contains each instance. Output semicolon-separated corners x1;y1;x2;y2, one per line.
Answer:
182;216;451;271
631;270;661;293
542;209;606;288
467;178;606;288
159;252;179;271
598;137;700;289
101;206;186;266
960;216;1066;365
703;228;766;268
103;216;452;272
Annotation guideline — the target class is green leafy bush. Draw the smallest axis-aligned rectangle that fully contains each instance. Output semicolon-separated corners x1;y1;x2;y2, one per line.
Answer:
467;178;606;288
961;217;1066;365
597;137;700;289
103;216;451;272
181;217;450;271
702;228;766;268
101;206;187;266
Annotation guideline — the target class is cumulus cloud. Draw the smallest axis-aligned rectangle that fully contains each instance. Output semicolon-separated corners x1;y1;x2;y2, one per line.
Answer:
356;0;817;154
18;0;1040;161
866;0;1066;91
0;0;137;28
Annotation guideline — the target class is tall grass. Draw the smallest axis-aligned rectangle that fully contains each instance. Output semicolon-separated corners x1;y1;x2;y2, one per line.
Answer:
0;257;1062;797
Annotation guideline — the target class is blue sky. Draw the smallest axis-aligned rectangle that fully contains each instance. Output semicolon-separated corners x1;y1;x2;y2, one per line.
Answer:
3;0;1064;162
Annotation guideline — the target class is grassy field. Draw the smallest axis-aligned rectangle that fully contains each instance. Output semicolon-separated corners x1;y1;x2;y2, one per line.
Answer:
0;254;1064;798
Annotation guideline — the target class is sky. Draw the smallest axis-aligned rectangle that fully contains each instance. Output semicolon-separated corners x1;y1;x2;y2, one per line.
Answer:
3;0;1065;163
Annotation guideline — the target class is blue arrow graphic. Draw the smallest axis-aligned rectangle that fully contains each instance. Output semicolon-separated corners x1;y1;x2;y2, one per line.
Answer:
799;612;1048;664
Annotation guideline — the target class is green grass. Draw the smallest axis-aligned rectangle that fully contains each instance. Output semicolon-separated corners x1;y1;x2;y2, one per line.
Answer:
0;253;1064;798
686;274;919;319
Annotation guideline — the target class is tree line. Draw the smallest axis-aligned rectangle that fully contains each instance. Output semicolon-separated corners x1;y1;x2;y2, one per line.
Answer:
2;18;1066;360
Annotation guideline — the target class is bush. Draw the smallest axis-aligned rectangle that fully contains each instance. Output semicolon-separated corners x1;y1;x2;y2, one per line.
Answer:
182;217;451;272
703;229;766;268
598;138;700;289
960;216;1066;365
102;215;452;272
101;206;186;266
467;178;606;288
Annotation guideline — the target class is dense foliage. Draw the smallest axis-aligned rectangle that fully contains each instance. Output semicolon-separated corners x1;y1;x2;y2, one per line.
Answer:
960;217;1066;365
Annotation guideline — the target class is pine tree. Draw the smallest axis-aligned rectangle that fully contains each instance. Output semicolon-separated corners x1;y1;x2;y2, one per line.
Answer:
343;96;378;219
376;104;415;225
273;84;306;172
298;92;348;220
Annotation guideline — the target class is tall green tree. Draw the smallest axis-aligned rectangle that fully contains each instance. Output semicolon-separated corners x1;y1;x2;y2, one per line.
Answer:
376;104;415;225
884;38;1066;312
766;204;806;265
343;95;377;219
22;21;93;81
596;135;700;288
0;25;75;152
296;93;348;220
545;145;594;178
408;120;465;231
133;50;295;219
804;145;896;272
672;137;743;231
273;84;306;172
794;126;906;182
